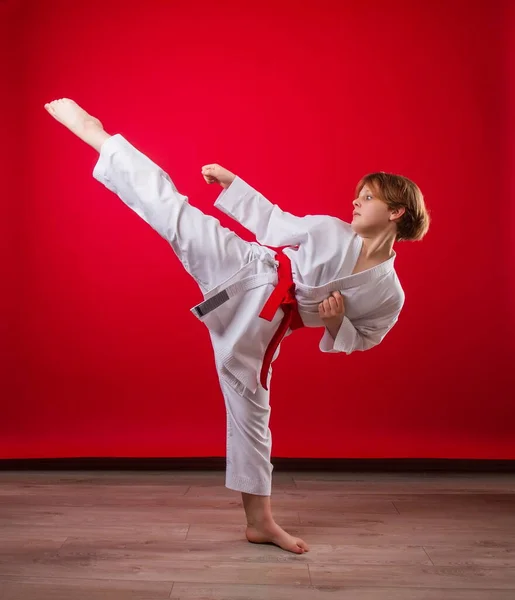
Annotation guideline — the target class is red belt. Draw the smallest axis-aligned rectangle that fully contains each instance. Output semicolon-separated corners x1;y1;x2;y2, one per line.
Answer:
258;246;304;390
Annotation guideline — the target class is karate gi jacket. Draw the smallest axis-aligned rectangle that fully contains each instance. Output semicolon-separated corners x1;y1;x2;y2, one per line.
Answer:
193;176;405;395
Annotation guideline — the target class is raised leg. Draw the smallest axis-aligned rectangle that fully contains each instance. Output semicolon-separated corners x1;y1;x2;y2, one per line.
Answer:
44;98;258;293
44;98;110;152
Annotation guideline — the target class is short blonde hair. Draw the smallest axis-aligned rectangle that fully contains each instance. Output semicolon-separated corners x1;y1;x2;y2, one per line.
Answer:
355;172;430;242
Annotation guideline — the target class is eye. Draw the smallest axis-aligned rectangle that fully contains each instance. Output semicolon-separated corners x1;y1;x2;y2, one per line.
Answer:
366;195;373;200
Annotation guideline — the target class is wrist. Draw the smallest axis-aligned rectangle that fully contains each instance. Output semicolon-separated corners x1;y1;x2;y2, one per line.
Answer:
324;314;344;340
324;314;344;326
221;177;235;190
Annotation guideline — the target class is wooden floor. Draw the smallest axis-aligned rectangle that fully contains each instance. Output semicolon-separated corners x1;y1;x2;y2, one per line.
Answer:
0;470;514;599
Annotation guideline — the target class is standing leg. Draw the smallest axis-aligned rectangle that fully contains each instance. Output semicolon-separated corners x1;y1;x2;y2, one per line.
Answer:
218;371;309;554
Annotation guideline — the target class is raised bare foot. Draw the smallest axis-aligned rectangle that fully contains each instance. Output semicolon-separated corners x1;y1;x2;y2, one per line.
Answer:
44;98;110;151
201;164;236;189
246;520;309;554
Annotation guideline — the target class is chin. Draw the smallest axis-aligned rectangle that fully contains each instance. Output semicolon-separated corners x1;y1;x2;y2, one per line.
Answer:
350;220;363;235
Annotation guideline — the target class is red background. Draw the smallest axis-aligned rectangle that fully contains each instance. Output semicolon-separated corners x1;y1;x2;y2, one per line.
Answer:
2;0;514;460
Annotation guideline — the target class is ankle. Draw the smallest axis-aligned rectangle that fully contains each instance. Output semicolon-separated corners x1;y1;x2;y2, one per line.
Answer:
246;514;275;528
241;491;273;528
88;130;111;153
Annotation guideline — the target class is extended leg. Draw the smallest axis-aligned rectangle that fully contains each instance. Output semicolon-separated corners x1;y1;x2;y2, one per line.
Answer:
45;99;110;152
44;98;258;293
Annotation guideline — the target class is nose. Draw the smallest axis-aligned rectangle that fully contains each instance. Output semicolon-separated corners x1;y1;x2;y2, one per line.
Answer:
353;198;360;208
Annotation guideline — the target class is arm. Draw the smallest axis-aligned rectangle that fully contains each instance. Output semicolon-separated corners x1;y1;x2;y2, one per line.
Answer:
319;314;400;354
213;175;324;247
318;291;403;354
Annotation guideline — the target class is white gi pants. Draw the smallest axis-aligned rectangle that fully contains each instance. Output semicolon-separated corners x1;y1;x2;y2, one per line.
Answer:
92;134;275;496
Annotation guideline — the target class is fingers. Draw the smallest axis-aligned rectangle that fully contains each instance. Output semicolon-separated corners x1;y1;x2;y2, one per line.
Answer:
202;165;216;184
332;290;344;312
201;164;222;185
201;164;221;175
318;298;337;317
318;291;345;319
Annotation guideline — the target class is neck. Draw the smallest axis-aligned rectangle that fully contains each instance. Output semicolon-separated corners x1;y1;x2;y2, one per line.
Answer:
360;230;396;261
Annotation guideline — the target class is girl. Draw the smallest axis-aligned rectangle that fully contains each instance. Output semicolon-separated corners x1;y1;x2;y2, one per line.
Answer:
44;98;430;554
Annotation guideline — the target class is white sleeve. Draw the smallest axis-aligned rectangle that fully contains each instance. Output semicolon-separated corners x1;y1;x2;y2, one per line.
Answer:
214;175;325;247
319;308;401;354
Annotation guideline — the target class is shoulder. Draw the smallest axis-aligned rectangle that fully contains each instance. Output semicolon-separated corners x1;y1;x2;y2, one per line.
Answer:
302;213;352;228
333;216;354;232
375;270;405;313
388;271;405;310
304;214;355;239
335;218;361;246
394;267;405;292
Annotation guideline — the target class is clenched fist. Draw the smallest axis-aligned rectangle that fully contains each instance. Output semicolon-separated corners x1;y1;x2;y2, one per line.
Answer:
201;164;236;189
318;291;345;323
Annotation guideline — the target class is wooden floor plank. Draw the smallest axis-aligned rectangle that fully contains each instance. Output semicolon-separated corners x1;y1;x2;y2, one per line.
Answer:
2;580;515;600
0;577;172;600
308;564;515;589
1;470;514;598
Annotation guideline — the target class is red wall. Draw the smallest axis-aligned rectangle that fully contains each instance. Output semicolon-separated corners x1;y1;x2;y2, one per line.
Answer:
1;0;21;452
3;0;514;460
506;0;515;343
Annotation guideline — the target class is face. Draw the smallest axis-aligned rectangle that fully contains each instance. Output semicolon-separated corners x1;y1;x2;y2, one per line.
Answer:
351;183;403;237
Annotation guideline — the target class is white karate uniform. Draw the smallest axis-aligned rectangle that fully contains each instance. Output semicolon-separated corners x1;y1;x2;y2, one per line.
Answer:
92;134;404;496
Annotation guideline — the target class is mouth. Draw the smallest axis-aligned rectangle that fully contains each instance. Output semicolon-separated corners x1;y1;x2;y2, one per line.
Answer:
353;212;360;217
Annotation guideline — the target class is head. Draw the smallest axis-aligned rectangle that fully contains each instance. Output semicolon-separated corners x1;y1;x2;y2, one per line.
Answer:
351;172;430;242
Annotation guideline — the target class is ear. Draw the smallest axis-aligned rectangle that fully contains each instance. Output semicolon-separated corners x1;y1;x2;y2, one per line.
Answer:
389;206;405;222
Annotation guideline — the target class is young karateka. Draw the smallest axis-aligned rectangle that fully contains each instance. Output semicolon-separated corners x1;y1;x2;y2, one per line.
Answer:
44;98;430;554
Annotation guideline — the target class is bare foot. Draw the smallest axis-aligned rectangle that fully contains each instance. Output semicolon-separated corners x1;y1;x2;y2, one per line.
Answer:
246;520;309;554
201;164;236;189
44;98;110;152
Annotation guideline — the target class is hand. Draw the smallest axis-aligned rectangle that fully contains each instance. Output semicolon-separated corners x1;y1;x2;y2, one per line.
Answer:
318;291;345;324
201;164;236;189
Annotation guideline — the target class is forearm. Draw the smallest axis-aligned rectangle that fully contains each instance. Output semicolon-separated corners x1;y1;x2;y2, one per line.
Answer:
324;315;344;341
320;310;402;354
